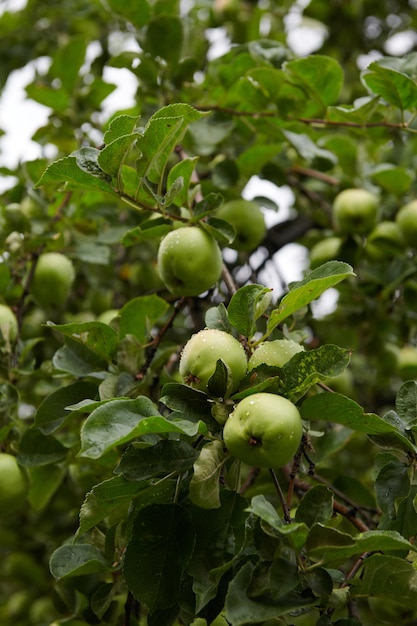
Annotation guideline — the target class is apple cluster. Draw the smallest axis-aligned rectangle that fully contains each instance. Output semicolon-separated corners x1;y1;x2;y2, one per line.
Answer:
179;330;304;468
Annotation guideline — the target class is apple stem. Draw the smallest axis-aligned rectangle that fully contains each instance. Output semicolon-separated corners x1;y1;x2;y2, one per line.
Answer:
269;468;292;524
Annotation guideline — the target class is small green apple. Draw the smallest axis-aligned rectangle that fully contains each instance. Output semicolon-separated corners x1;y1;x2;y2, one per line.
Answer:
248;339;304;371
157;226;223;297
0;453;28;511
30;252;75;309
0;304;18;342
179;328;247;394
397;345;417;380
333;188;378;235
97;309;119;325
223;392;303;468
309;236;343;269
216;199;266;252
365;220;405;260
395;200;417;247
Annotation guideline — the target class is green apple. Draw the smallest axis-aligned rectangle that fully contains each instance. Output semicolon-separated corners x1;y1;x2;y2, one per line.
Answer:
216;199;266;252
397;345;417;380
0;453;28;511
97;309;119;325
365;220;405;260
0;304;18;342
223;392;303;468
179;328;247;394
30;252;75;309
395;200;417;247
333;188;378;235
248;339;304;371
157;226;223;297
309;236;343;269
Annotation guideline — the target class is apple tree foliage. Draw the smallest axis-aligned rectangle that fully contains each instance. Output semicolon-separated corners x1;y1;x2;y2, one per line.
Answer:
2;1;417;625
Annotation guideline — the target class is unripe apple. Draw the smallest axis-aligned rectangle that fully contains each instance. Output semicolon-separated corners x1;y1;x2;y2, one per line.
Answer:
0;453;28;511
397;345;417;380
30;252;75;309
0;304;18;342
248;339;304;371
97;309;119;325
216;199;266;252
333;188;378;235
223;392;303;468
179;328;247;395
157;226;223;297
395;200;417;247
365;220;405;260
309;236;343;269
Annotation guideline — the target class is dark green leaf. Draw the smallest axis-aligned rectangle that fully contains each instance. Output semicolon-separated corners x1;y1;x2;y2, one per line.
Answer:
17;427;67;467
123;503;195;610
35;381;98;434
228;284;273;337
301;393;417;453
77;475;174;535
118;294;169;343
115;440;199;481
295;485;334;527
50;544;110;580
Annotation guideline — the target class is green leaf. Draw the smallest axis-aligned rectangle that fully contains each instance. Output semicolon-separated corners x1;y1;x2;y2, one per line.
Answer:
281;344;351;401
284;55;344;113
79;397;205;459
28;464;66;511
160;382;218;430
205;303;232;333
77;475;174;535
49;35;87;93
123;503;195;611
225;562;314;625
362;62;417;110
34;155;117;195
354;553;417;608
106;0;150;28
115;440;199;481
370;163;413;196
144;15;183;65
247;495;309;551
52;336;108;377
17;427;67;467
48;320;118;361
104;114;139;144
375;460;410;518
203;216;235;246
136;104;207;190
295;485;334;527
189;440;225;509
118;294;169;343
166;156;199;208
50;544;110;580
35;381;99;434
301;393;417;453
189;491;248;612
283;130;337;165
267;262;354;334
98;132;141;178
395;380;417;430
228;284;273;337
306;525;417;562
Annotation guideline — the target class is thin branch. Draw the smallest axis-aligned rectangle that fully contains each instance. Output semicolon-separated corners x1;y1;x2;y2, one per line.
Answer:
196;105;410;131
270;468;292;523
